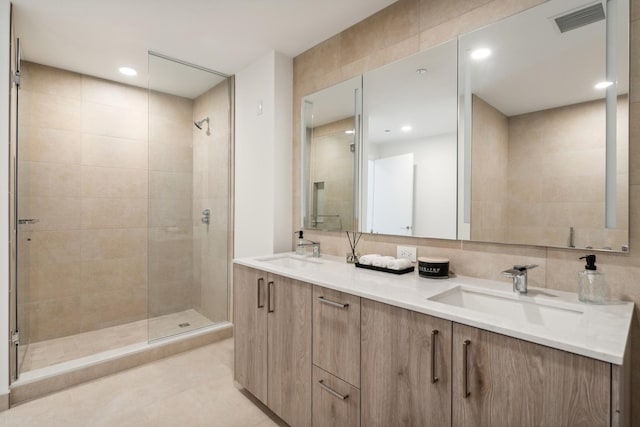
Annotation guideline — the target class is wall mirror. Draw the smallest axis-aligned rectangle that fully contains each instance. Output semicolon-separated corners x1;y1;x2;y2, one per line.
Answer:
459;0;629;252
360;40;458;239
301;76;361;231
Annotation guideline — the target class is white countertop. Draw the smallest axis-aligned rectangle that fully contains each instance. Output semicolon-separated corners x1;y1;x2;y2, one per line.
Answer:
234;253;634;365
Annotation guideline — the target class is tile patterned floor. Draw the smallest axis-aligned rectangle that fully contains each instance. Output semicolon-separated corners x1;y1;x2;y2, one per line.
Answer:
5;338;286;427
21;309;214;372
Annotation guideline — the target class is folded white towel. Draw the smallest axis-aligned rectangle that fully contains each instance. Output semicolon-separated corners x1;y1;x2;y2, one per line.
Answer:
358;254;380;266
372;256;394;268
386;258;413;270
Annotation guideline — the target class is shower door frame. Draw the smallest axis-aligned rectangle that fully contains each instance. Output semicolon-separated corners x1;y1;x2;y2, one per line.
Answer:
9;28;25;383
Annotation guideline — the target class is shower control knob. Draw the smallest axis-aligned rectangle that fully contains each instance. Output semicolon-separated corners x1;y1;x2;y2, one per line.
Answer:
201;209;211;225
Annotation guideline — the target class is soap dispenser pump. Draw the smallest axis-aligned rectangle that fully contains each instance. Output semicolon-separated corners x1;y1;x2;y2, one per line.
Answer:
578;254;606;304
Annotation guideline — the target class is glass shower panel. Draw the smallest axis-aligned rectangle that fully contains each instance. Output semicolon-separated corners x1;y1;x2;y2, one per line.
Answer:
147;53;230;341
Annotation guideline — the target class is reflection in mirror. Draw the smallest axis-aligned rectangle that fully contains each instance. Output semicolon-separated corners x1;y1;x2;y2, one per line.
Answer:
301;76;361;231
459;0;629;252
361;40;458;239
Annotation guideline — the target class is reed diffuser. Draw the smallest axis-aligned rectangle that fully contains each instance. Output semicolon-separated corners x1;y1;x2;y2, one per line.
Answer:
346;231;362;264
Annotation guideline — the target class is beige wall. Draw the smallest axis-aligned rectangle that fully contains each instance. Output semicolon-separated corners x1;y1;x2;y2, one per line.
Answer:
19;62;148;342
293;0;640;418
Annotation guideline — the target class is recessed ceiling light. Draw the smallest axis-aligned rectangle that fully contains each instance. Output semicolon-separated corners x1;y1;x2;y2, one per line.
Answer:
401;125;412;132
416;68;428;75
594;81;613;89
345;130;355;134
471;48;491;60
119;67;137;76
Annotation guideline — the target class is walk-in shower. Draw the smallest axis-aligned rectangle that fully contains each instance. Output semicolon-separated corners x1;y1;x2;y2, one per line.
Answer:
9;47;233;386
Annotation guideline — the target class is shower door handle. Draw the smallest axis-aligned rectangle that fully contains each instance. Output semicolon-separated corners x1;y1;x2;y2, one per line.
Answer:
18;218;39;225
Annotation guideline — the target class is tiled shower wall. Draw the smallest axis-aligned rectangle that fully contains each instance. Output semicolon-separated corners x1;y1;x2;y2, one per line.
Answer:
293;0;640;417
19;62;197;342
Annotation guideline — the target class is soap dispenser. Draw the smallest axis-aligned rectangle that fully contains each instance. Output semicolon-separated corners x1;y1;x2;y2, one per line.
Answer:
578;254;606;304
295;230;305;255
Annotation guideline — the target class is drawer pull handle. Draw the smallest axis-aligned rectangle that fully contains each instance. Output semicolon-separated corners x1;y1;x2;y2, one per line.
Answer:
463;339;471;398
431;329;439;384
318;379;349;400
267;281;275;313
318;296;349;309
257;278;265;308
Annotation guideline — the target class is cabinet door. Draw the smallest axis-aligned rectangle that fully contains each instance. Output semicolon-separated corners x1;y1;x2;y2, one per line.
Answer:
267;274;312;427
233;264;268;403
313;286;361;387
452;323;610;427
361;299;452;426
312;365;360;427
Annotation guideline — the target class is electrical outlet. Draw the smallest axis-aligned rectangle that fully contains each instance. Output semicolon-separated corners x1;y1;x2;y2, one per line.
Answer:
397;245;417;262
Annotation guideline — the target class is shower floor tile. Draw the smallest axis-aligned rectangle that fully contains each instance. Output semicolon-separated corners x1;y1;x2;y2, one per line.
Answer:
21;309;213;373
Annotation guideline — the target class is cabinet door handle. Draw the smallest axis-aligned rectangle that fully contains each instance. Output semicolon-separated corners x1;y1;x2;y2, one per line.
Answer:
318;379;349;400
463;339;471;398
431;329;439;384
257;278;265;308
267;281;275;313
318;296;349;309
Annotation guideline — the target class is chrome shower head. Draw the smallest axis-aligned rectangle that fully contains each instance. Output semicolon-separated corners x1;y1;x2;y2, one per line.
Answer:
194;117;211;135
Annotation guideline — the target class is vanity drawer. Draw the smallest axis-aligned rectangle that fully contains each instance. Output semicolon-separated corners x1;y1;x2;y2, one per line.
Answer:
312;365;360;427
313;286;360;387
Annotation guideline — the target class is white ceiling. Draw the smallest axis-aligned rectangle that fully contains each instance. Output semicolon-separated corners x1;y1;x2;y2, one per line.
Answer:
12;0;397;94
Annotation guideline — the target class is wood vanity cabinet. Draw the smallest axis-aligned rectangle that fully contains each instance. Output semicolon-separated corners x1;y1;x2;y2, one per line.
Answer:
452;323;611;427
361;299;452;427
233;264;312;427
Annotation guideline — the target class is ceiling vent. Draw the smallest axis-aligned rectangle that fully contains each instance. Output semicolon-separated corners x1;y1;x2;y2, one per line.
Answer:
554;2;605;33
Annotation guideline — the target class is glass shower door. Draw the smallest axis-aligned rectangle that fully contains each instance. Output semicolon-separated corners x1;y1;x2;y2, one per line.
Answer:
147;52;231;341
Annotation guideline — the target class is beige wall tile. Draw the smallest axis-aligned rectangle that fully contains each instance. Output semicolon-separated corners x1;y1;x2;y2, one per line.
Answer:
29;296;83;342
81;134;147;169
81;166;148;198
150;91;193;122
23;196;81;231
29;230;82;265
21;62;82;99
81;257;147;295
82;76;147;112
149;141;193;173
82;101;147;141
28;261;82;302
21;90;82;132
81;228;147;261
19;126;82;165
81;197;147;229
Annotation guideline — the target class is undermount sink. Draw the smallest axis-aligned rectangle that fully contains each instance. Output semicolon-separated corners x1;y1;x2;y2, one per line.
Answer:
257;254;323;268
429;286;584;331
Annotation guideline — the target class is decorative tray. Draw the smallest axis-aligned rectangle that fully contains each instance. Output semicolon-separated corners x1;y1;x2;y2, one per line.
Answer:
355;263;414;275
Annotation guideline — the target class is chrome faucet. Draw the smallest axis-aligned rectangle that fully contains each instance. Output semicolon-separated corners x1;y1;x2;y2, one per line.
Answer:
502;264;538;294
297;239;321;257
295;230;321;257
